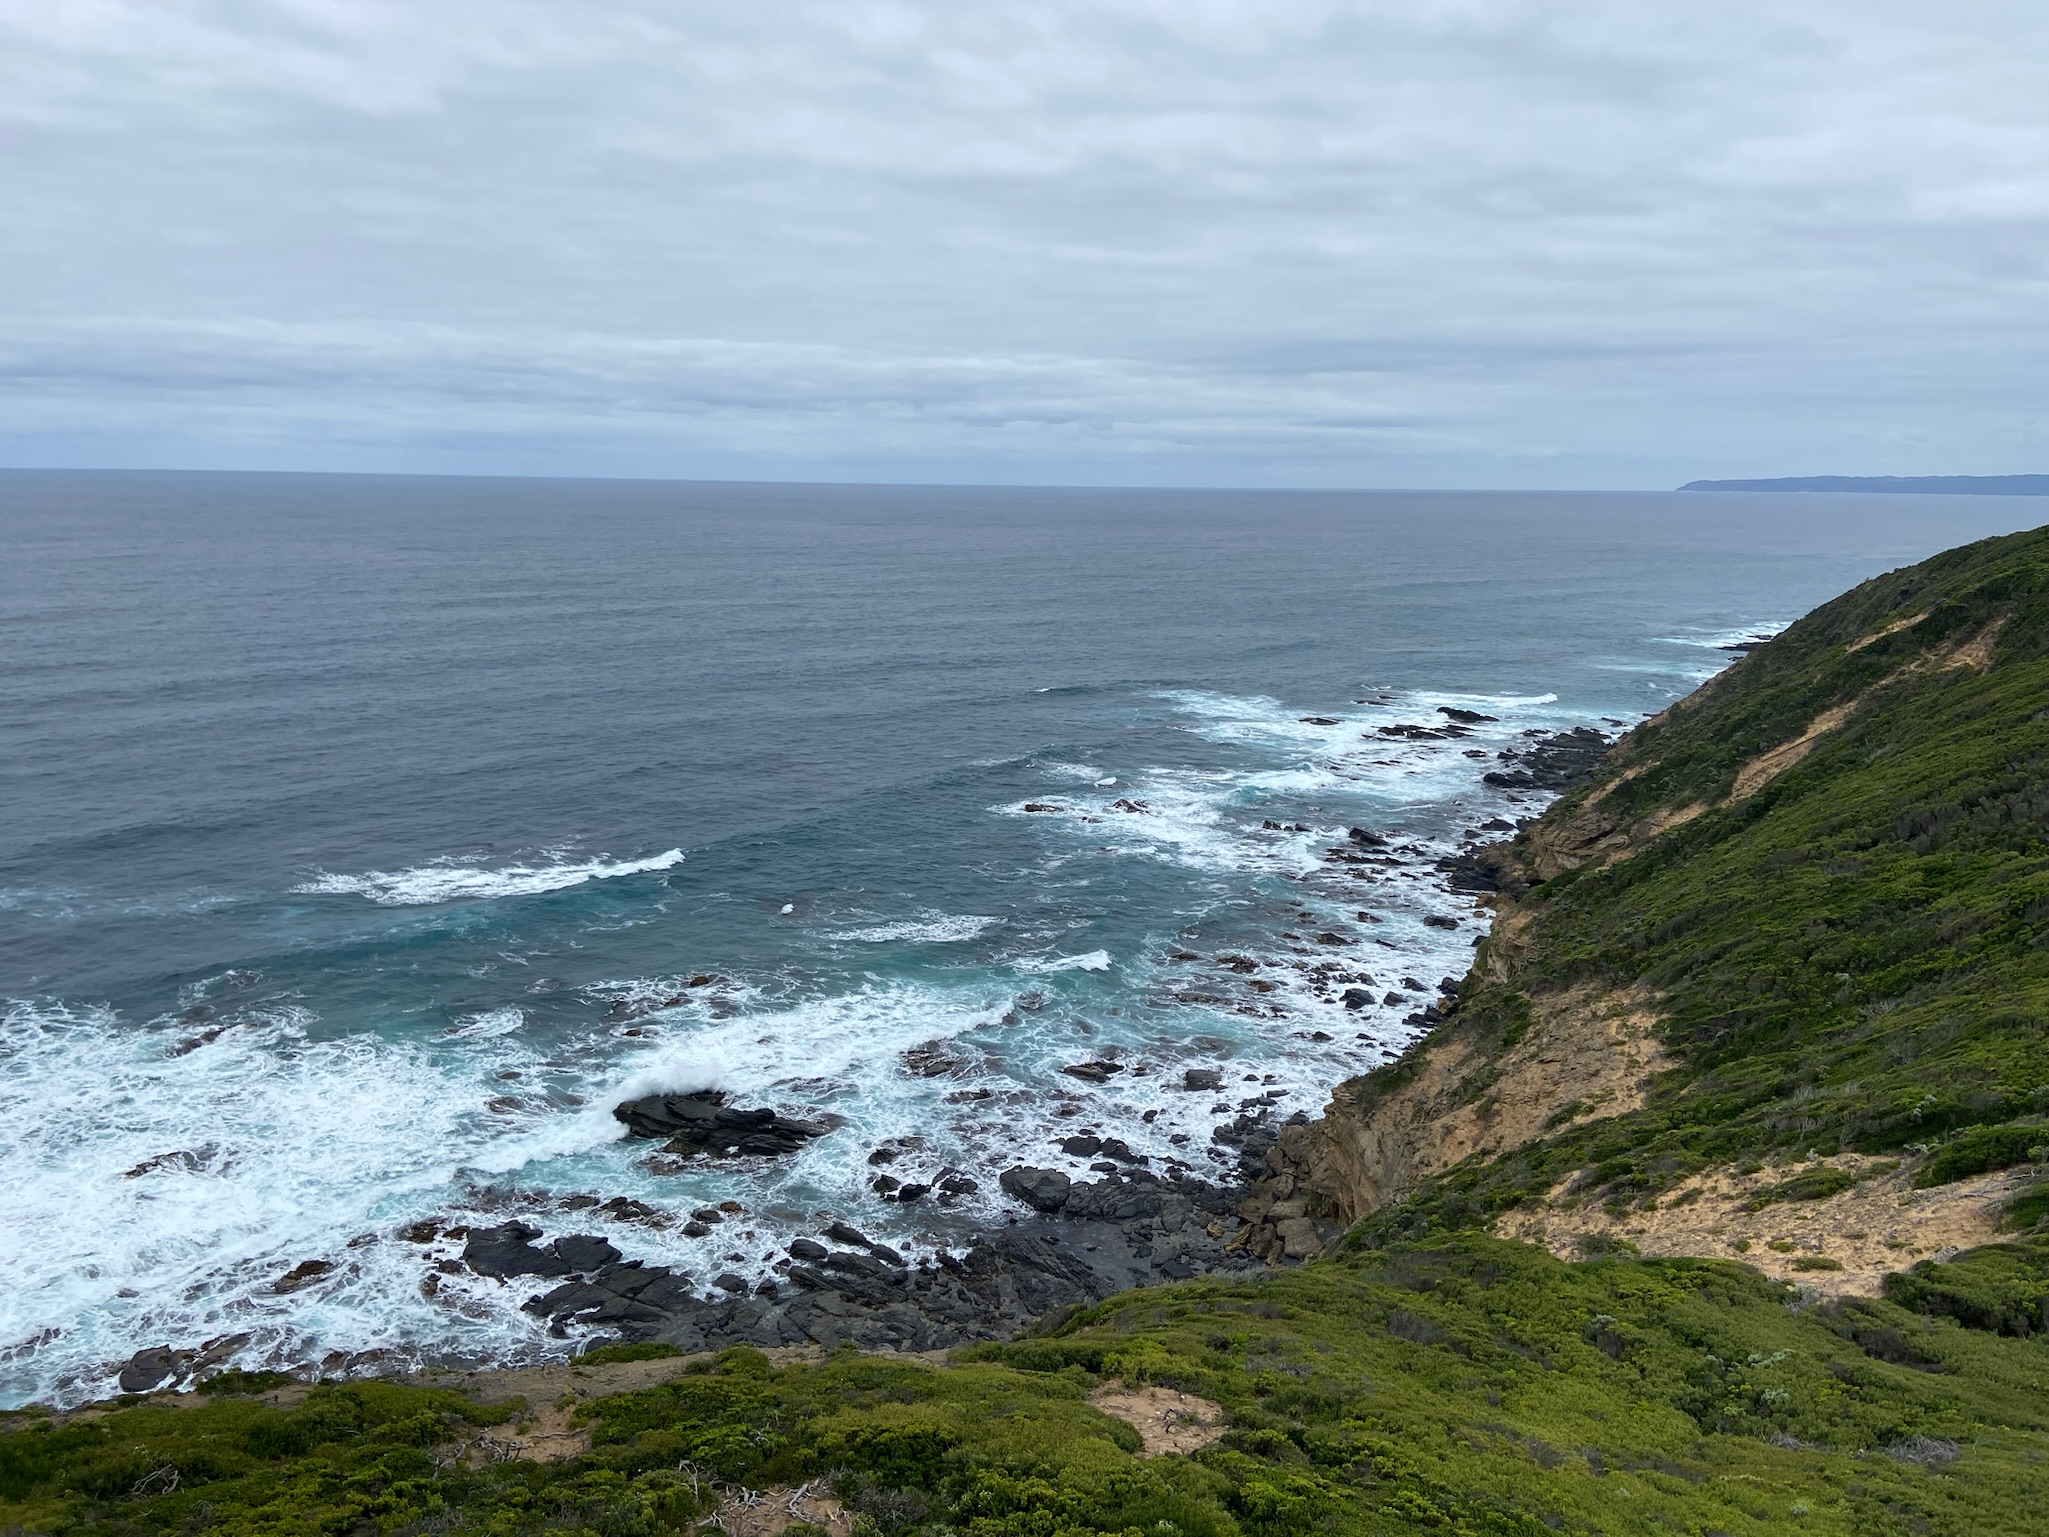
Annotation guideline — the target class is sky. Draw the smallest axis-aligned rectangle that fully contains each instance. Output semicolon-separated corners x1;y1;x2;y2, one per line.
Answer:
1;0;2043;488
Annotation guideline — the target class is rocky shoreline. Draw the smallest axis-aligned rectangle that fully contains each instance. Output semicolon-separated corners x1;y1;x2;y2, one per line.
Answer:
110;723;1613;1400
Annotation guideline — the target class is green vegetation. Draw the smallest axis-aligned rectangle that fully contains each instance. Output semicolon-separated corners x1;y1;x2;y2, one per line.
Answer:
8;1237;2049;1534
1360;524;2049;1233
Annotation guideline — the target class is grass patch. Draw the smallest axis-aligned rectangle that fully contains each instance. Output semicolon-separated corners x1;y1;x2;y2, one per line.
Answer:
9;1238;2049;1534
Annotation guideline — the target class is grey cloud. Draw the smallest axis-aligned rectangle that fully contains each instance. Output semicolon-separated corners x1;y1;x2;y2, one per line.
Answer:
0;0;2042;485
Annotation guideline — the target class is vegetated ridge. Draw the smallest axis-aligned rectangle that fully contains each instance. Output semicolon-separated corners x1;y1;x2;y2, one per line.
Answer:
8;529;2049;1535
1679;474;2049;495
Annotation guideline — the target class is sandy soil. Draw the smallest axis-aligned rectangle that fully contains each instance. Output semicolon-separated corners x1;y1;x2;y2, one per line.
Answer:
1497;1153;2035;1299
1089;1381;1227;1455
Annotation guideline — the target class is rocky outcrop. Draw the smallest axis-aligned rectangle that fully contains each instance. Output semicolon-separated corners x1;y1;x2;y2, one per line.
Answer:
612;1091;832;1158
513;1170;1250;1355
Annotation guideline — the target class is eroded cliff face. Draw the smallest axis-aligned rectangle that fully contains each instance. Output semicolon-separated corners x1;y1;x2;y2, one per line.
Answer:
1241;968;1668;1255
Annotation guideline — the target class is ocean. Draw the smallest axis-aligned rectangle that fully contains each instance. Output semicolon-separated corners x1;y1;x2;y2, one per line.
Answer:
2;470;2038;1405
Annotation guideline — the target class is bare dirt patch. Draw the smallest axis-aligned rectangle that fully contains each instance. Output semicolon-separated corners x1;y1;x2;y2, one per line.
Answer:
1846;611;1929;652
1731;701;1858;800
1305;982;1668;1221
710;1480;852;1535
1498;1155;2035;1299
1089;1381;1226;1456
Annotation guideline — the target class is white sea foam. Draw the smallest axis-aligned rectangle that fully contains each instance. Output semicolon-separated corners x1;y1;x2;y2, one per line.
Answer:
294;849;683;905
1015;949;1112;973
836;914;1000;944
1657;620;1792;650
0;997;558;1404
442;1007;525;1040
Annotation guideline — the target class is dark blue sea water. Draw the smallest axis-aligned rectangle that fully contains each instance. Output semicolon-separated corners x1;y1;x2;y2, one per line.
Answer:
2;470;2039;1404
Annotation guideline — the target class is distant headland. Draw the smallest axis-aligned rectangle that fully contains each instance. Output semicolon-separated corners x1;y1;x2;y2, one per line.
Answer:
1679;473;2049;495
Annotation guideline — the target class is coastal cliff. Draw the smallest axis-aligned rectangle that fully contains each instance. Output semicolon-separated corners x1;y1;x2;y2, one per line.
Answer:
1256;523;2049;1300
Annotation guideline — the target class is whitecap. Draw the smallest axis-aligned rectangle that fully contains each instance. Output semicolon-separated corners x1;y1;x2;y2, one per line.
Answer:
442;1007;524;1040
1655;621;1791;651
1015;949;1112;973
294;849;683;906
836;915;999;944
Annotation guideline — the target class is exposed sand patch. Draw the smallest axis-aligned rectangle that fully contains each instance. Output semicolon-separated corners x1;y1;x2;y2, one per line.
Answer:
1846;611;1929;652
1090;1381;1227;1455
1498;1154;2036;1299
1731;701;1858;800
1302;983;1668;1222
711;1481;852;1535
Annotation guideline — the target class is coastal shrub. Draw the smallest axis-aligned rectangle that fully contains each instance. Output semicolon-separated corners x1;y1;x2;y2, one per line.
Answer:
1743;1164;1856;1210
13;1236;2049;1534
1884;1237;2049;1336
577;1340;683;1365
1916;1122;2047;1187
2004;1181;2049;1231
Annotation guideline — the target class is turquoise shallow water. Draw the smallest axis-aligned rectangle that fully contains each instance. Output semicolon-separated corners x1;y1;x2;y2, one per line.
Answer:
1;471;2037;1404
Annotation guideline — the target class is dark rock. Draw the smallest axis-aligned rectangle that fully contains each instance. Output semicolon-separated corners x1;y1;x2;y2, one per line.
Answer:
1484;726;1612;792
1065;1177;1166;1223
1348;826;1387;847
1341;988;1372;1009
689;1207;724;1223
788;1238;830;1262
682;1220;712;1237
1298;716;1340;725
823;1250;892;1281
271;1259;334;1294
465;1221;573;1280
1099;1137;1147;1165
1182;1068;1224;1091
1402;976;1426;990
612;1089;830;1158
714;1273;749;1294
999;1165;1072;1212
1060;1061;1121;1083
868;1243;907;1267
550;1234;622;1272
824;1221;872;1248
938;1174;979;1196
1439;707;1497;723
118;1345;183;1394
871;1175;900;1194
895;1182;931;1202
1422;914;1460;929
522;1279;612;1318
1060;1133;1104;1156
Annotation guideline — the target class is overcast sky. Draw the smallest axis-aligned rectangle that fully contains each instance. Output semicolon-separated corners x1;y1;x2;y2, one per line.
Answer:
1;0;2042;487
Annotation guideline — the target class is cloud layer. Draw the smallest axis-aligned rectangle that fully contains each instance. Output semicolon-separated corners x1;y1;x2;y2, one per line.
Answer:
2;0;2043;485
